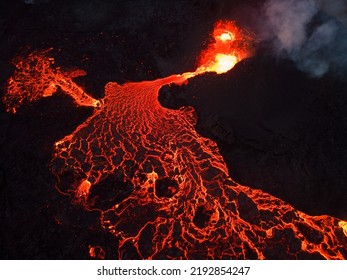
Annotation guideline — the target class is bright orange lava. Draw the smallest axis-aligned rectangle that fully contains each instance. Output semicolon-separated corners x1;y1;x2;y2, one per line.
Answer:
195;20;252;75
3;48;101;113
3;21;347;259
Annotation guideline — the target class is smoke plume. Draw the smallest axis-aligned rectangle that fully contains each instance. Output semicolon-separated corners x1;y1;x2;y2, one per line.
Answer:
259;0;347;77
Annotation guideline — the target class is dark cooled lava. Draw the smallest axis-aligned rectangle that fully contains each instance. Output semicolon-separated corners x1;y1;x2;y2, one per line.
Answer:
159;56;347;220
2;20;347;260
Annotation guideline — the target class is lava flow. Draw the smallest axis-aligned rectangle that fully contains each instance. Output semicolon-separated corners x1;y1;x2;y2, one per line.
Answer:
3;20;347;259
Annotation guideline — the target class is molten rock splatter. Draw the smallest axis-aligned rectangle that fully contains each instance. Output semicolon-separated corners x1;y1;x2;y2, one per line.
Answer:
3;21;347;259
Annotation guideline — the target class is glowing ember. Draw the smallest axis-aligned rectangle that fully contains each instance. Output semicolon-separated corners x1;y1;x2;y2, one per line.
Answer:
3;20;347;259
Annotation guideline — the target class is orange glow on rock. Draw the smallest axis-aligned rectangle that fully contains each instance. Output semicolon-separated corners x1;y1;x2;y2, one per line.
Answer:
3;20;347;259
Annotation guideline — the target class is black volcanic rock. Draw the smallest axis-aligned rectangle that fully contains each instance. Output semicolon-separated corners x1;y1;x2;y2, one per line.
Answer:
1;0;347;260
0;0;234;260
160;54;347;219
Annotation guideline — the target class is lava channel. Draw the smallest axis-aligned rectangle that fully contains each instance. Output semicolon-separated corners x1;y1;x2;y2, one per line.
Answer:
3;20;347;259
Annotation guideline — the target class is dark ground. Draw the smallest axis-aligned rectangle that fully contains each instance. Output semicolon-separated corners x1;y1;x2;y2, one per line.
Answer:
0;0;346;259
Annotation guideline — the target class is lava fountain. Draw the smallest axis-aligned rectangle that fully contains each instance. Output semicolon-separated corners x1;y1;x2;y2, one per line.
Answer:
3;20;347;259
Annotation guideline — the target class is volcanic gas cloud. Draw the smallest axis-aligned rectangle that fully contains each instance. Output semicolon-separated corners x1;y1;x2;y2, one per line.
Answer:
3;20;347;259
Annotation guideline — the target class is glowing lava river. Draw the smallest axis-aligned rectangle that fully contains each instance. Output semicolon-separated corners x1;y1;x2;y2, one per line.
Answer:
3;21;347;259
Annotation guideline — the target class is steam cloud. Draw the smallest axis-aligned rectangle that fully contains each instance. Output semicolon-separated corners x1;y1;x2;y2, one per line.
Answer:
260;0;347;77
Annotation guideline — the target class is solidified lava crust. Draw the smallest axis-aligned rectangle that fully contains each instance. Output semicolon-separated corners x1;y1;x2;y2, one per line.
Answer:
3;21;347;260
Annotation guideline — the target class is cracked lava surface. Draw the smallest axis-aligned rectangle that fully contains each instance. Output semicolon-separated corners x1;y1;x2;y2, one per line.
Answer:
3;20;347;259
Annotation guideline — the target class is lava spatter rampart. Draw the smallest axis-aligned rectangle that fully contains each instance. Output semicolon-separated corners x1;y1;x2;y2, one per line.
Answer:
3;21;347;259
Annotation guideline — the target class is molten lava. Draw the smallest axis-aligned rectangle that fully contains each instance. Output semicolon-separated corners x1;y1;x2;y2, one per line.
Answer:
195;20;252;75
219;32;234;42
3;48;101;113
3;20;347;259
209;54;238;74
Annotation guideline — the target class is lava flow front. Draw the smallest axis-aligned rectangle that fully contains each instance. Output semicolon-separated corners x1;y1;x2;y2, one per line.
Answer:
3;21;347;259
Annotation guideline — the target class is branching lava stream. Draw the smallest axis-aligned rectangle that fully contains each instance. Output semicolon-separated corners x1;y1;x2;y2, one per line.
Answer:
3;21;347;259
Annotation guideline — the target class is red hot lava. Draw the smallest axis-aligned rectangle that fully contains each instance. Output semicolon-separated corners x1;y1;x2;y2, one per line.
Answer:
3;21;347;259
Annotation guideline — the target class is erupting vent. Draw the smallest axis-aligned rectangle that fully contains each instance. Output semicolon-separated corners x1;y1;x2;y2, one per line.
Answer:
3;21;347;259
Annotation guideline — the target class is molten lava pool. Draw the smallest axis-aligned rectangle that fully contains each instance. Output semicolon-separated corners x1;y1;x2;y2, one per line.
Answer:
3;21;347;259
